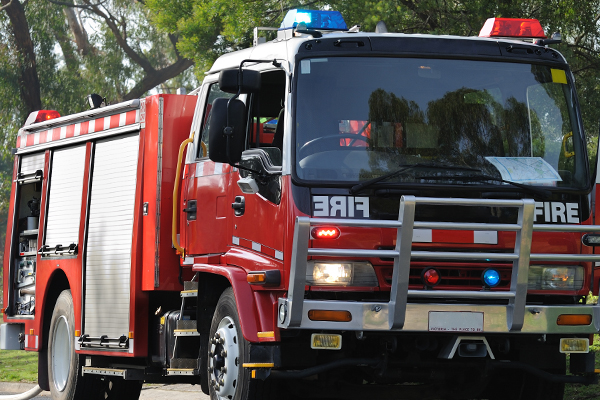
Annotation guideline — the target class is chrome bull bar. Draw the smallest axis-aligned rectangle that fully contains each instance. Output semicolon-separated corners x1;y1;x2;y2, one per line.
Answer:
278;196;600;332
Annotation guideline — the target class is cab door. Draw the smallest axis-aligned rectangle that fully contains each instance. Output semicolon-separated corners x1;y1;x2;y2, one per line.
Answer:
228;70;287;267
182;80;234;256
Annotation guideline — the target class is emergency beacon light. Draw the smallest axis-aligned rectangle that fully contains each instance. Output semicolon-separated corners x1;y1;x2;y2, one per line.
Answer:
280;9;347;32
479;18;546;38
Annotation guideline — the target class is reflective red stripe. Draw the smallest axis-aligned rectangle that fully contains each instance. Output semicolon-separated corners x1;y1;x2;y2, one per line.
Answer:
110;114;120;129
66;124;75;138
126;110;137;125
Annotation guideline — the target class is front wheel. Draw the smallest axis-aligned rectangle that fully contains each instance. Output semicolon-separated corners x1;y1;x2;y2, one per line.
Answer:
208;288;278;400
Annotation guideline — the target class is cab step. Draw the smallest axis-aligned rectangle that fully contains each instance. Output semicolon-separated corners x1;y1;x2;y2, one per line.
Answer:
173;329;200;337
181;281;198;297
82;366;144;380
166;368;199;376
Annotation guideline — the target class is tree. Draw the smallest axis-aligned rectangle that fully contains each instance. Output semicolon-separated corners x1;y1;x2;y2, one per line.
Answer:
0;0;197;276
146;0;330;73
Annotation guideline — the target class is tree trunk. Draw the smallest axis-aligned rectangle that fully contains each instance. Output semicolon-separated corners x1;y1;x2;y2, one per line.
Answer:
123;58;194;100
1;0;42;116
64;5;92;55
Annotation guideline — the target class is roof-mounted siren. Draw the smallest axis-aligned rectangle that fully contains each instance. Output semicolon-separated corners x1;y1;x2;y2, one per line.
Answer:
278;9;348;40
478;17;562;45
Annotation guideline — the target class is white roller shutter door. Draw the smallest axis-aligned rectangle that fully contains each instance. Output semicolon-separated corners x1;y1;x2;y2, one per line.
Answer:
45;146;86;248
84;134;139;339
20;153;45;175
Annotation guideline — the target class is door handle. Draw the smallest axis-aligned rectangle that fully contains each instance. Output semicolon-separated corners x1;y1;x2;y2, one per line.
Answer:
232;196;245;216
183;200;197;221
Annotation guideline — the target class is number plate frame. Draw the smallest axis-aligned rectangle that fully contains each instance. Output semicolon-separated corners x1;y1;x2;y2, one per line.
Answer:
428;311;484;332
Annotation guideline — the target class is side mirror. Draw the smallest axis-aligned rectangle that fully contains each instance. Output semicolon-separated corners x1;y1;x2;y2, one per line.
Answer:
208;98;247;164
219;69;261;94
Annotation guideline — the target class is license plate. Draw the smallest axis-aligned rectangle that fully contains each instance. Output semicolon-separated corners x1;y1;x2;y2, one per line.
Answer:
428;311;484;332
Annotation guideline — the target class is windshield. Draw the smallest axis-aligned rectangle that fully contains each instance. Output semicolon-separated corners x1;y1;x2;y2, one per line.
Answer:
294;57;587;190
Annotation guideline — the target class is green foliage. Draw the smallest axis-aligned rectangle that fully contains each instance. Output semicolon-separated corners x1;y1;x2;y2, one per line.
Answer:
0;0;198;263
146;0;330;74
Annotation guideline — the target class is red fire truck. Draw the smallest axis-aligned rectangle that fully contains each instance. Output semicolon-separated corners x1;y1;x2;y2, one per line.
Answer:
2;9;600;400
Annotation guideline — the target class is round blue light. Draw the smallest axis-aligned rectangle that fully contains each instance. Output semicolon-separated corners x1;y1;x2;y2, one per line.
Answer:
482;269;501;287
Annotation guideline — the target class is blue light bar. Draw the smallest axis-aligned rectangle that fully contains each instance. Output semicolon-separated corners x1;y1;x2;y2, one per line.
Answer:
280;9;348;31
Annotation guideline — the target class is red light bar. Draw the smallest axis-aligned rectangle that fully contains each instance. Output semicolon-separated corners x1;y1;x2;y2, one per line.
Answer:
311;227;340;239
25;110;61;126
479;18;546;39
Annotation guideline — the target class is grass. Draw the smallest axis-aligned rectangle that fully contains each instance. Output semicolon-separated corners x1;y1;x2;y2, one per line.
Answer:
0;309;37;383
0;349;38;383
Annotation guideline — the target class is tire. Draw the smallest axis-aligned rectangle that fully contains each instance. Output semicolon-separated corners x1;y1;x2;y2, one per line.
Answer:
47;289;87;400
48;289;142;400
208;288;277;400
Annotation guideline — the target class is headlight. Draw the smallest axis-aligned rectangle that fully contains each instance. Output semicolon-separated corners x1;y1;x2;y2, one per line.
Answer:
528;265;584;290
306;261;378;286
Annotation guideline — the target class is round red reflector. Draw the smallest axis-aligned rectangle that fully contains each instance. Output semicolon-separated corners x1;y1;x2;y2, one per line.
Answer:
311;227;340;239
422;268;440;286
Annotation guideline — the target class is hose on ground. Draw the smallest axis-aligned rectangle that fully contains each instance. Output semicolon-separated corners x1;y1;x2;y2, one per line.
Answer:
0;385;42;400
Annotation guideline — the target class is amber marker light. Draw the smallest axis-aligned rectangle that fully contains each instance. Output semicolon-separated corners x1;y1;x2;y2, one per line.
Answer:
557;314;592;326
308;310;352;322
311;227;340;239
247;272;266;284
246;270;281;286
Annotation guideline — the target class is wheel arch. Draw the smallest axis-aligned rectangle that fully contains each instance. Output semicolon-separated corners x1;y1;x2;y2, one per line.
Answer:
38;269;70;391
194;267;260;343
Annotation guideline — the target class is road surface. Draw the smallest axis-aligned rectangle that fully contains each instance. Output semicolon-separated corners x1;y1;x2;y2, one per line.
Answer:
0;382;209;400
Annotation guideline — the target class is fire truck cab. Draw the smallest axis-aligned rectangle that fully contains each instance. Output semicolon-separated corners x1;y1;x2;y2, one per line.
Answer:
3;9;600;400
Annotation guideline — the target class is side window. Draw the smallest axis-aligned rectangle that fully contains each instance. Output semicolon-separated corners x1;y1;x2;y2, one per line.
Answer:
248;70;286;165
198;83;234;158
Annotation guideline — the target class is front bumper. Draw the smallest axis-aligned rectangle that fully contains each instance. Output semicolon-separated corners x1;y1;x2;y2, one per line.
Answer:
277;299;600;333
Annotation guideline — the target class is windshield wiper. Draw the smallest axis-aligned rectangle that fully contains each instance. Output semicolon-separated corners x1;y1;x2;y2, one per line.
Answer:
349;162;481;194
419;174;551;199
